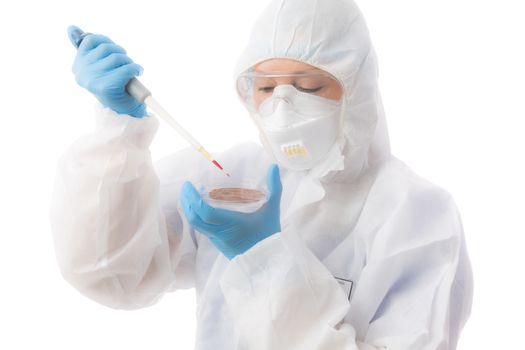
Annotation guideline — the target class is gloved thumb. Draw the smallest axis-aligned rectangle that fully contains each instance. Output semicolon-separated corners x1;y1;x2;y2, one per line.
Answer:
266;164;282;206
67;25;94;49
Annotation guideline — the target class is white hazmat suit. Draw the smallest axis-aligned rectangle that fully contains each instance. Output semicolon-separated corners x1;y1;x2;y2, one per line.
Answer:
51;0;473;349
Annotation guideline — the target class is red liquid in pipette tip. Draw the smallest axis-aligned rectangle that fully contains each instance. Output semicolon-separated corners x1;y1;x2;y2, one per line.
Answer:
212;160;231;177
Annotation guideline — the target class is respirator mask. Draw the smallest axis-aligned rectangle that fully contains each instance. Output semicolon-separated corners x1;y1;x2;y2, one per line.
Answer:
237;69;344;171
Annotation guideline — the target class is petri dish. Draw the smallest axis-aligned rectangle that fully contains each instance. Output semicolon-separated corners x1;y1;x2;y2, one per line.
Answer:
199;180;267;213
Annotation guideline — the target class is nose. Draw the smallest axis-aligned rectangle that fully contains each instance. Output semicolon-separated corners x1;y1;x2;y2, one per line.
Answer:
272;85;297;102
268;85;297;113
258;85;299;120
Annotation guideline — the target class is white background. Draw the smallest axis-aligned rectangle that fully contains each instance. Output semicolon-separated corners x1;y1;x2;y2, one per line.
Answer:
0;0;523;349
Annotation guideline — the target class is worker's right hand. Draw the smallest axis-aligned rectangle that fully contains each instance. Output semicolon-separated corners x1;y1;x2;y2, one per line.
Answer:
72;34;147;118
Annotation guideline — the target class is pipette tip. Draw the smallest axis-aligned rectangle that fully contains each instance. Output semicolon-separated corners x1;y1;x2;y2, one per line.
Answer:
221;168;231;177
211;159;231;177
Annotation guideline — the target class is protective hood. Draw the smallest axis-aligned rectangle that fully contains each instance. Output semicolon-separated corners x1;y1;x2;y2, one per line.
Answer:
234;0;391;183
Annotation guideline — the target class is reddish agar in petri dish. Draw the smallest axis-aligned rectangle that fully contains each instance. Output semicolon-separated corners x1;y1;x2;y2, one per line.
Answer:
208;187;265;203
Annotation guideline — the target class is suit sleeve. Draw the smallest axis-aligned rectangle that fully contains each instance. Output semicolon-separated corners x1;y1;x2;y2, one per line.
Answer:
50;105;197;310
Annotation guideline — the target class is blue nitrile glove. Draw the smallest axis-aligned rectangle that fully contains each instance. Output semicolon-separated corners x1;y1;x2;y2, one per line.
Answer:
69;28;146;118
181;164;282;260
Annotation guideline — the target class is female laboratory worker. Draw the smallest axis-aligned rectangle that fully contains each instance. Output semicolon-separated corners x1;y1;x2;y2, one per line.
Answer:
50;0;473;349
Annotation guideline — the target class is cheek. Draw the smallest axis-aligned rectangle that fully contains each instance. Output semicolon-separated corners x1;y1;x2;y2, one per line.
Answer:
326;85;343;101
314;83;343;101
253;91;270;109
254;93;263;109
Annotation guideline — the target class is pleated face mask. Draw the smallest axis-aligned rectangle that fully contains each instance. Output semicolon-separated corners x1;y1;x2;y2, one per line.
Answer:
237;70;344;171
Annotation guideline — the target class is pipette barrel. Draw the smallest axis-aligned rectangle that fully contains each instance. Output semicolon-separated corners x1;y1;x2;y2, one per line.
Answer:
144;96;203;150
68;26;230;176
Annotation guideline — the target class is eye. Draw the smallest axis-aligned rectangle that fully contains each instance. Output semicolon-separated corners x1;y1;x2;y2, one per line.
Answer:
295;85;323;93
258;86;275;93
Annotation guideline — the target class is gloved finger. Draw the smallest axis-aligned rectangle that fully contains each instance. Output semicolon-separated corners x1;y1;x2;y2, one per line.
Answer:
77;34;114;55
102;62;144;88
180;194;220;234
181;182;234;224
84;62;142;97
266;164;282;206
84;42;127;63
91;53;133;73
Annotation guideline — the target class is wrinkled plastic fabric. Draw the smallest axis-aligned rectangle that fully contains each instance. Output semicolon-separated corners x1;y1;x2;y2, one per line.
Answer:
51;0;472;349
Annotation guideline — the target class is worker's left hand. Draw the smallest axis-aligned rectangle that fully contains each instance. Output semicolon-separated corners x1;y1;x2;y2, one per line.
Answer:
180;164;282;260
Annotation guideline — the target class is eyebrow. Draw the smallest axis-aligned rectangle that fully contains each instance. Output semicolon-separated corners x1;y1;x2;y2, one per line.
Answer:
251;70;328;76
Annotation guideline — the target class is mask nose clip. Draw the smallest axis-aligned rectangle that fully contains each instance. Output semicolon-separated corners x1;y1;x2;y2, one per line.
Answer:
273;84;297;101
271;85;297;111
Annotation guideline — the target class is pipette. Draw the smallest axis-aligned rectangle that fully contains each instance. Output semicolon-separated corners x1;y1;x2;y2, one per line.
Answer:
68;26;230;177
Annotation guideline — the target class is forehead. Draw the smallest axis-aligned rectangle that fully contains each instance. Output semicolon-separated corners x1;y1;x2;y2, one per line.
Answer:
253;58;323;74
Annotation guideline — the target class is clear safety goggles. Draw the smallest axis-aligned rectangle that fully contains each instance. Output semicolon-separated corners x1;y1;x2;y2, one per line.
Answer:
236;70;343;112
